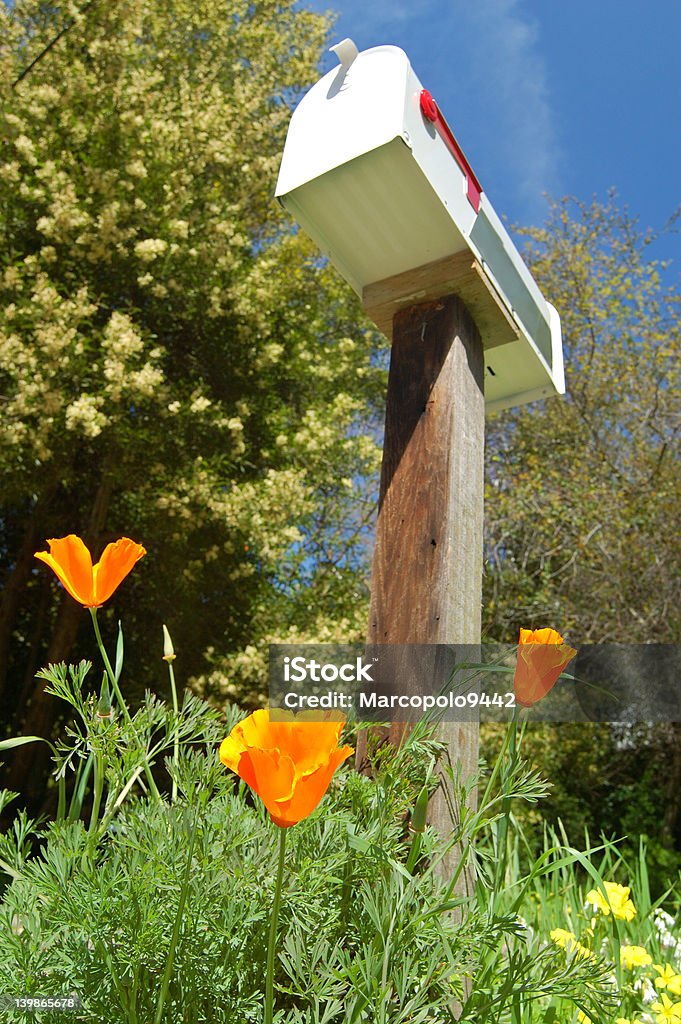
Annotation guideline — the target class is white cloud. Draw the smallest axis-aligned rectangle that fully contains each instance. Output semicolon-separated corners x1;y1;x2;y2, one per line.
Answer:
319;0;561;221
459;0;562;215
322;0;439;42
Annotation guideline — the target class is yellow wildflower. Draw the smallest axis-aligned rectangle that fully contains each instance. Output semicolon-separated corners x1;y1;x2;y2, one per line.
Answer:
550;928;577;949
585;880;637;921
620;944;653;969
550;928;592;960
651;992;681;1023
577;1012;592;1024
654;964;681;994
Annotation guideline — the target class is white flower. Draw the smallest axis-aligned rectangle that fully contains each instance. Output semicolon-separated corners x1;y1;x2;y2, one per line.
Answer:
14;134;36;163
125;160;148;178
190;395;211;414
169;219;189;239
134;238;168;262
64;395;107;438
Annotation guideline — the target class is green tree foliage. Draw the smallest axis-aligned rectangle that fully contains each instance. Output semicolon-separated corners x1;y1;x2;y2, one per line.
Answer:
0;0;386;753
483;195;680;643
481;196;681;876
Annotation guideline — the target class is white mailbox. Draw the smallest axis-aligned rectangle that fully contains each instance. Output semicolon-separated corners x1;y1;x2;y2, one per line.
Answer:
276;41;565;412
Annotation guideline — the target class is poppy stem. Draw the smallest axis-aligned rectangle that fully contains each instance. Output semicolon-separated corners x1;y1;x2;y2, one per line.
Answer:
89;608;133;726
86;748;105;854
154;801;200;1024
493;706;520;902
89;607;162;804
264;827;287;1024
165;657;180;804
56;771;66;823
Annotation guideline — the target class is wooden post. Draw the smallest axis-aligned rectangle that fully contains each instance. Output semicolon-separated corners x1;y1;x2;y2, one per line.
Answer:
356;292;484;888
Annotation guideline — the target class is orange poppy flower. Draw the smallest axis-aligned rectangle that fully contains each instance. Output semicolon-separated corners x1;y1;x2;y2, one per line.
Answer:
35;534;146;608
220;709;354;828
513;627;577;708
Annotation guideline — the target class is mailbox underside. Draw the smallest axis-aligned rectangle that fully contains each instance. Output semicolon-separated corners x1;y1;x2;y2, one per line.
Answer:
280;138;561;412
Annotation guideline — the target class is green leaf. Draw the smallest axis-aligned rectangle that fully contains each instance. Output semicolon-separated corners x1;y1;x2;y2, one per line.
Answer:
0;735;48;752
114;621;124;683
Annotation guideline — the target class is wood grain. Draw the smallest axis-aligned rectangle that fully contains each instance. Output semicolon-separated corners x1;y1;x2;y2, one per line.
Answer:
362;251;518;351
357;294;484;874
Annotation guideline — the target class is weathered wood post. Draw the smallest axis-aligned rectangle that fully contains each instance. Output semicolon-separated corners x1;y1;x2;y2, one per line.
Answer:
365;295;484;657
356;280;489;888
353;253;527;807
274;37;566;885
359;292;484;886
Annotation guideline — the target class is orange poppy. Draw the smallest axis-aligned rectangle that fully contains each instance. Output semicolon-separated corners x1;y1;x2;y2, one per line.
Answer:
35;534;146;608
220;708;354;828
513;627;577;708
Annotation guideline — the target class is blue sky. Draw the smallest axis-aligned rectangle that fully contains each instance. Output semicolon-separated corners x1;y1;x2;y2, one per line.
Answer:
304;0;680;274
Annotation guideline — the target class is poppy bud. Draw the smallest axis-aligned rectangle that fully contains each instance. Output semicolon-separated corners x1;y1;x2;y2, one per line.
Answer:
406;784;430;873
162;624;176;662
96;674;113;720
409;784;430;835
